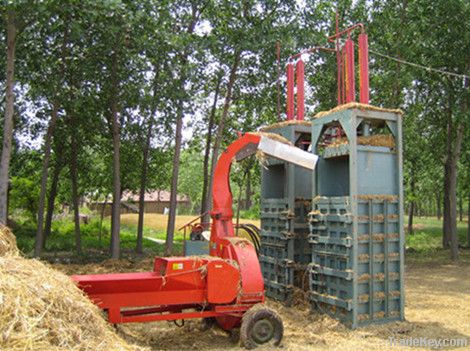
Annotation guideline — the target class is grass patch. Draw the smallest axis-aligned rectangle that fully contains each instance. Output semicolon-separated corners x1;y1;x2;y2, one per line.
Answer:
405;216;467;252
405;216;469;264
120;213;260;241
12;217;181;258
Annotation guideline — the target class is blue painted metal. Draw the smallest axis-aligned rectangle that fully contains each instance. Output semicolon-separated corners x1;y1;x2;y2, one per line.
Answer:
259;123;313;302
184;240;209;256
310;107;404;328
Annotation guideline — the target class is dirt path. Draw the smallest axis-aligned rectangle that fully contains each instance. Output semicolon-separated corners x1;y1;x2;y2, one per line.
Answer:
55;251;470;350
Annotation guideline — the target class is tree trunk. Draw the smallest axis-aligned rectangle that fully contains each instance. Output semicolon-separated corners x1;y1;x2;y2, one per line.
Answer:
137;71;160;253
35;104;60;254
206;51;242;217
164;4;204;255
136;119;153;254
34;17;69;255
408;178;415;235
443;161;451;248
165;97;184;256
99;194;108;247
444;57;468;259
235;174;247;235
70;125;81;255
459;193;463;222
450;123;463;260
245;169;252;210
201;73;222;224
437;191;442;220
44;159;62;242
467;193;470;248
443;120;464;259
109;50;121;259
0;10;17;224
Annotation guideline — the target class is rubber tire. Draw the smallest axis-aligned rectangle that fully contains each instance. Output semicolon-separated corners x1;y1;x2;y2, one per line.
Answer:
240;305;283;349
200;317;216;331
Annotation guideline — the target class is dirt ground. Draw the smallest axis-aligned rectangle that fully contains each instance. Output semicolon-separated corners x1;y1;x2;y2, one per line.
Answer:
54;251;470;351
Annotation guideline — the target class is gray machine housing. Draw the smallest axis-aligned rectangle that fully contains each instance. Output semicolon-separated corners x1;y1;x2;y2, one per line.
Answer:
259;123;313;303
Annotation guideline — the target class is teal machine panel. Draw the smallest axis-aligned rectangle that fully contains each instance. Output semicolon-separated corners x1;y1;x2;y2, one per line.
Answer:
259;123;312;304
309;107;405;328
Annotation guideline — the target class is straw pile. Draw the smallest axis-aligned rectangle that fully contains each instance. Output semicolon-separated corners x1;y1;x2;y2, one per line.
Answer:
260;119;311;132
0;225;18;256
250;131;293;146
314;102;403;119
0;227;141;351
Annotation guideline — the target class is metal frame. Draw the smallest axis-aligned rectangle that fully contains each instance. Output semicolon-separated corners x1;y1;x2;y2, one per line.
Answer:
260;124;313;302
310;108;404;328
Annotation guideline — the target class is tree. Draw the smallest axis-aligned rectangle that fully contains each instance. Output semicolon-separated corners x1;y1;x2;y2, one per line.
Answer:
165;1;206;256
200;71;223;224
0;8;17;224
137;72;161;253
206;50;242;215
33;4;71;255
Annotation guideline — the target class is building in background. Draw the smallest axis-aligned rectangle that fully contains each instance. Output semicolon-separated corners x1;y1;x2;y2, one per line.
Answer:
88;190;190;216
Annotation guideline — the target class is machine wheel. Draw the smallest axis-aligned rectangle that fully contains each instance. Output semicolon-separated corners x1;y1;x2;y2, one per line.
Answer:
240;305;283;349
200;317;216;331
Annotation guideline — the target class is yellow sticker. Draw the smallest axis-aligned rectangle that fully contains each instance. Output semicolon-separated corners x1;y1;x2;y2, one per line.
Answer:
172;263;183;270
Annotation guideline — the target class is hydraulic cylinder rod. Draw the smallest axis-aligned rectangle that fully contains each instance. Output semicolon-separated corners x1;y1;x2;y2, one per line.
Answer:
296;59;305;120
286;63;295;120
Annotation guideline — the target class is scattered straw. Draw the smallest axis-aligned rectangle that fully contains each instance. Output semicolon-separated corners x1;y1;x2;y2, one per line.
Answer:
356;194;398;201
325;134;396;148
374;292;386;300
374;311;386;319
375;273;385;281
250;131;293;146
260;120;311;132
314;102;403;119
248;132;294;168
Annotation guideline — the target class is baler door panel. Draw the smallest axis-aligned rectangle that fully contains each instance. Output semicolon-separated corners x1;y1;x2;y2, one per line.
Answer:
206;261;240;304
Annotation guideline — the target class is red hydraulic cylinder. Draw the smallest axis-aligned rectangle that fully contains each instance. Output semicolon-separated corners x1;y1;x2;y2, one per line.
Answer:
341;48;346;104
296;59;305;120
358;33;369;104
286;63;295;120
344;39;355;103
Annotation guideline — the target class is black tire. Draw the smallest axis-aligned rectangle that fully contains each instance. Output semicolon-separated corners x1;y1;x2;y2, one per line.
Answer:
240;305;283;349
200;317;216;331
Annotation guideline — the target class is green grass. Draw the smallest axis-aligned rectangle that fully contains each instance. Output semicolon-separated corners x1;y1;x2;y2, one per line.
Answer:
131;225;183;242
404;216;469;264
13;217;182;258
405;216;468;252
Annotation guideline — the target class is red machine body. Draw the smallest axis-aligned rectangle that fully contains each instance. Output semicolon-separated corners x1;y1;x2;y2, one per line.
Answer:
72;133;265;332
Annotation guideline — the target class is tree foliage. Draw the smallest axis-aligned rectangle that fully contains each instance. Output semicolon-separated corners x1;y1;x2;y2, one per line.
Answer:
0;0;468;258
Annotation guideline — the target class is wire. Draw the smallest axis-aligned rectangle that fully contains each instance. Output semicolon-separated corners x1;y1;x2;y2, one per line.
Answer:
368;47;470;80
